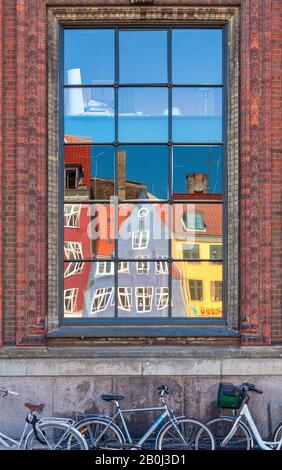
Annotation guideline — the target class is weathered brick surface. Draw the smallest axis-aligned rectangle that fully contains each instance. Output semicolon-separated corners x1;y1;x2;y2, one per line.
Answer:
239;0;273;345
2;0;17;345
0;0;280;347
0;0;2;347
271;0;282;342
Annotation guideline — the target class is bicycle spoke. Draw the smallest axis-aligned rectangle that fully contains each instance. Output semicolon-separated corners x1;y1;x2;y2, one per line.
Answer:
77;419;124;450
158;419;214;450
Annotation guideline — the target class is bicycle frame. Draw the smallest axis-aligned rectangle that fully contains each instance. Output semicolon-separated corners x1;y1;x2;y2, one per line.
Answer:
0;421;30;449
222;403;282;451
96;400;184;448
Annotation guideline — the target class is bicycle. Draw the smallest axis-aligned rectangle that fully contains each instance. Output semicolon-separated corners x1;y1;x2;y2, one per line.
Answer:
75;384;215;450
206;382;282;450
0;388;88;450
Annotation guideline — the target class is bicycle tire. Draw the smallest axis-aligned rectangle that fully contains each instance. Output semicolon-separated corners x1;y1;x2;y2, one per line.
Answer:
75;417;126;450
24;422;88;450
273;422;282;448
206;416;252;450
156;417;215;450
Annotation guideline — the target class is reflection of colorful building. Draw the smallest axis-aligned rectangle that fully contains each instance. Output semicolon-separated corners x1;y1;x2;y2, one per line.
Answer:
63;139;222;318
63;140;186;317
173;193;222;318
64;135;92;316
83;197;185;318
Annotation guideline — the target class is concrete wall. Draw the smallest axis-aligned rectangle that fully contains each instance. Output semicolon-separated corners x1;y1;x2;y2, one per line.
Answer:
0;376;282;441
1;346;282;440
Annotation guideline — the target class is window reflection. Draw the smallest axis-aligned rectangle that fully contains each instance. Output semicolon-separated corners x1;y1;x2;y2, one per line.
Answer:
64;144;115;200
118;146;168;200
64;88;115;143
118;203;169;259
118;263;169;318
173;146;222;196
64;29;114;85
64;261;115;317
63;261;92;317
64;203;115;261
63;27;225;320
172;29;222;85
172;88;222;143
172;203;222;259
118;88;168;142
119;30;167;84
172;262;223;318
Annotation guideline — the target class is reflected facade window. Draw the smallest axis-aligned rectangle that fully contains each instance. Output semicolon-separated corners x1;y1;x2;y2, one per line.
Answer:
183;212;205;231
63;27;225;321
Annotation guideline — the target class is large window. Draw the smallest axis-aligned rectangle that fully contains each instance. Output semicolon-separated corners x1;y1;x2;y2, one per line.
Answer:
63;27;224;321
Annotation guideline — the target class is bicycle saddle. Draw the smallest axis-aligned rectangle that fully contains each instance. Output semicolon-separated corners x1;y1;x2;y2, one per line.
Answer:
100;394;125;402
24;402;45;413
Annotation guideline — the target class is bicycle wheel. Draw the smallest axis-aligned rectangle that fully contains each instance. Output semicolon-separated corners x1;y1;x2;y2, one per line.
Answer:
76;417;126;450
206;417;252;450
273;422;282;448
156;418;215;450
25;422;88;450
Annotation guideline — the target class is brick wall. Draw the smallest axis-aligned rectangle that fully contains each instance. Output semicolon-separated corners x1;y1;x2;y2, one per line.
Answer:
271;0;282;342
2;0;17;345
0;0;280;347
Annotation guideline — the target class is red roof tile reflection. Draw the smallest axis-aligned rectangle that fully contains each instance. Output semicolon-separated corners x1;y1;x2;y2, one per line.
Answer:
172;194;222;237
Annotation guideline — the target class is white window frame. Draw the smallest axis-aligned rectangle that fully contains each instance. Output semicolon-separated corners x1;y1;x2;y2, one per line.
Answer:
118;261;129;273
64;241;84;277
132;230;149;250
95;261;114;276
155;257;169;275
118;287;132;312
64;204;81;228
182;211;206;232
136;257;150;275
90;287;114;315
64;288;78;314
135;287;153;313
155;287;169;310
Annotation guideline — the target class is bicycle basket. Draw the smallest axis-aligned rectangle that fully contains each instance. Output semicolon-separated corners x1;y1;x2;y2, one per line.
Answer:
217;383;245;409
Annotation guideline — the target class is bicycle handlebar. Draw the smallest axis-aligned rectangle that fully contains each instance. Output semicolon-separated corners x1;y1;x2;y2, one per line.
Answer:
0;388;18;397
241;382;263;394
157;385;169;396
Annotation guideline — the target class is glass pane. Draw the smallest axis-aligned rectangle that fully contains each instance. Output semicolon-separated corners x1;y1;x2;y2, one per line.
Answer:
64;146;114;200
64;262;115;317
118;146;168;200
172;29;222;85
172;146;222;197
118;263;168;318
64;204;115;259
64;88;115;143
118;88;168;142
118;203;169;258
119;30;167;83
172;262;223;318
172;88;222;143
172;203;222;259
64;29;114;85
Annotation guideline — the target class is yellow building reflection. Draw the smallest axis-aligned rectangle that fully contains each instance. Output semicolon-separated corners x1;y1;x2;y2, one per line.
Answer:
172;197;223;318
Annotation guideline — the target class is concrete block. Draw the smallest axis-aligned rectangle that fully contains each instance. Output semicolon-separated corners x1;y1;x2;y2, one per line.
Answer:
142;358;221;376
